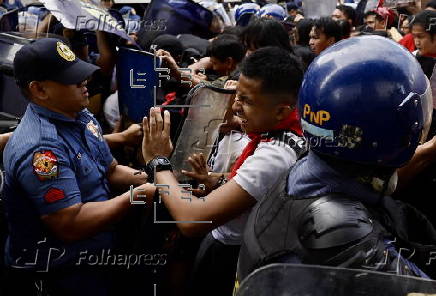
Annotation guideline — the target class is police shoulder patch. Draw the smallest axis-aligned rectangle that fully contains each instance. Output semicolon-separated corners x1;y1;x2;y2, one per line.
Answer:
44;188;65;203
33;150;59;181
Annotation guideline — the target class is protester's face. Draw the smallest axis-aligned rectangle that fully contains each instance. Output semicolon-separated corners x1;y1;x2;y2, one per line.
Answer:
39;80;90;117
412;24;436;57
289;9;297;16
309;27;333;55
210;56;233;76
365;15;376;30
375;17;387;30
331;9;346;21
401;19;410;34
233;74;283;134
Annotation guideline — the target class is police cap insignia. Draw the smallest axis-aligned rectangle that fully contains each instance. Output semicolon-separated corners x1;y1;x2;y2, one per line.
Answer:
56;41;76;62
33;151;59;181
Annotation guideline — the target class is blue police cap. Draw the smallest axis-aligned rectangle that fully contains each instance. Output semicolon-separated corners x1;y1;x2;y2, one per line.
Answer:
14;38;100;87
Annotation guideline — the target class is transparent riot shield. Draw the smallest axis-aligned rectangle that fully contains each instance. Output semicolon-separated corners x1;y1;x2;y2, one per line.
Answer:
170;83;234;179
303;0;336;19
236;263;436;296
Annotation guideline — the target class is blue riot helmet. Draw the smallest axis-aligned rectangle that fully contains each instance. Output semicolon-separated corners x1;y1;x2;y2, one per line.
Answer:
298;35;432;168
235;3;260;26
257;4;286;21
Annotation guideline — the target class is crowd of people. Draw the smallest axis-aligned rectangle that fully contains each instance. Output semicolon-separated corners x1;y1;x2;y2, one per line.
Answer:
1;0;436;295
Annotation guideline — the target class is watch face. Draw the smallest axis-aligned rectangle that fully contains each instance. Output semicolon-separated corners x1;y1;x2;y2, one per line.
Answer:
158;157;170;165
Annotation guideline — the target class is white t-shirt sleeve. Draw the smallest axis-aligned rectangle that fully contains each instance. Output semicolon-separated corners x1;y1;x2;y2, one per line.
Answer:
233;141;297;201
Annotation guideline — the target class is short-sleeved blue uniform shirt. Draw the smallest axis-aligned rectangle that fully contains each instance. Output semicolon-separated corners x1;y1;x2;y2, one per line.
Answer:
2;102;114;271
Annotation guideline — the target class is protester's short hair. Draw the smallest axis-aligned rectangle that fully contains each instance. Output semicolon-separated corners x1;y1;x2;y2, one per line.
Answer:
222;26;243;37
296;18;314;46
207;34;245;63
240;18;294;53
364;10;377;19
426;0;436;9
411;10;436;35
313;17;342;42
336;4;356;26
363;10;384;24
337;19;351;39
239;46;303;103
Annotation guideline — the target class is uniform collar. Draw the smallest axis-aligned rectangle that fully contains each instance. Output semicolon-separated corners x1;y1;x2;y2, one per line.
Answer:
290;151;382;205
29;102;88;123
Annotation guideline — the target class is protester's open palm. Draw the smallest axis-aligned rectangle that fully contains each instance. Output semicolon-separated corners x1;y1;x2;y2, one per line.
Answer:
142;107;173;163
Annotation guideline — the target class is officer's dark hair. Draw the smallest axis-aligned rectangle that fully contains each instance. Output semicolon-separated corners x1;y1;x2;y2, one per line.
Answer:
240;18;294;54
313;17;342;42
410;10;436;36
239;46;303;104
296;18;314;46
336;4;356;26
16;83;31;101
426;0;436;9
207;34;245;63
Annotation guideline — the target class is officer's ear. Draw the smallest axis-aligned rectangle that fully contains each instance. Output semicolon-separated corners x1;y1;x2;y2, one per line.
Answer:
28;81;49;101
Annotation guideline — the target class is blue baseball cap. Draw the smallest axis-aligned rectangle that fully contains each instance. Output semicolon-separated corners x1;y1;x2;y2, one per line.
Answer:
14;38;100;87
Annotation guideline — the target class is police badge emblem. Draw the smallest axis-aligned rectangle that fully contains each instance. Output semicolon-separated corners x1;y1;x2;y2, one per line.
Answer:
56;42;76;62
33;151;59;181
87;120;103;141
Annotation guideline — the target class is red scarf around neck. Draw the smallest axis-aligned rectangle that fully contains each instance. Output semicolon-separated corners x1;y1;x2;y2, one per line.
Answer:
228;109;302;179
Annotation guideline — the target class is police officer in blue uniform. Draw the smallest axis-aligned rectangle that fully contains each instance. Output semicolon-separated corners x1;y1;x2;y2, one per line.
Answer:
236;36;436;287
2;38;155;295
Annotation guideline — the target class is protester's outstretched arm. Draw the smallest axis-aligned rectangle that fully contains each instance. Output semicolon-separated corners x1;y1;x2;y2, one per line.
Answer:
96;31;117;76
156;49;206;87
396;136;436;191
36;13;55;34
142;108;255;237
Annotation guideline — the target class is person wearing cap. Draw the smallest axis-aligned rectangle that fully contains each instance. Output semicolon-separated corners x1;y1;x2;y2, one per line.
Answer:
257;3;286;21
2;38;155;295
234;2;260;27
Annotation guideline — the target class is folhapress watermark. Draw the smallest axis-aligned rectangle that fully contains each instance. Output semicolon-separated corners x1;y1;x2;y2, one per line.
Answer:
76;249;167;270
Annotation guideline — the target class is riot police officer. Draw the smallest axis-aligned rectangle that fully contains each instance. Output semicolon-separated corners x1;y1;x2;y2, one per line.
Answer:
236;36;436;287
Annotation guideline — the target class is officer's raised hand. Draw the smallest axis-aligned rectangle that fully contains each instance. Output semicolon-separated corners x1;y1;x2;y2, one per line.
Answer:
142;107;173;163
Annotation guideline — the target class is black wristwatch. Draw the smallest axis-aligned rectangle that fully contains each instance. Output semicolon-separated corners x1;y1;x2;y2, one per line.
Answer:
145;156;173;183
